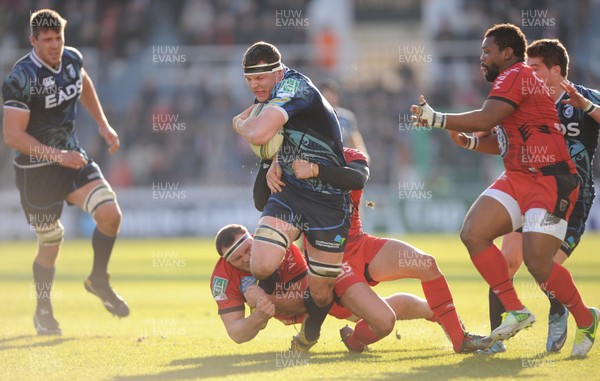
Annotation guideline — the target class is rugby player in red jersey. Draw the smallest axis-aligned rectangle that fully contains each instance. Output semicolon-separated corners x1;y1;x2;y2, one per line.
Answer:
449;39;600;354
410;23;599;356
211;223;489;353
210;224;309;343
259;148;492;353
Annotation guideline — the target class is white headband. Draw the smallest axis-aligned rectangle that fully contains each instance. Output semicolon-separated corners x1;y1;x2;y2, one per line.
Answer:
243;60;283;75
222;232;250;262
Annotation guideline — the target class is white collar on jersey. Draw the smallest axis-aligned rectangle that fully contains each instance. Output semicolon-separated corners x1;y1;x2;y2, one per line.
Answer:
30;49;62;75
555;90;567;107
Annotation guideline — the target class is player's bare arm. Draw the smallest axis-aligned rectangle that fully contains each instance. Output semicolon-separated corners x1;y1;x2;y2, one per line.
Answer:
234;105;286;146
410;95;515;133
79;68;119;155
447;130;500;155
560;81;600;125
244;284;306;316
3;107;87;169
219;299;275;344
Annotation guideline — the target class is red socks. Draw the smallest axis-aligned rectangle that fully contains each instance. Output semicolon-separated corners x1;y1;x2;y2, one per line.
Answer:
541;262;592;328
472;245;524;311
345;319;383;350
422;275;465;352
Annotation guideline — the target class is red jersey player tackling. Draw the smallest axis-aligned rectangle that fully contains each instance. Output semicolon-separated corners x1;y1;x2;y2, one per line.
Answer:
263;148;492;353
210;226;308;343
410;23;599;356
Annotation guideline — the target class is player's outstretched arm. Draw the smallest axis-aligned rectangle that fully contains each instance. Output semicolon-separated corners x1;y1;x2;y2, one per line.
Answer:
560;81;600;125
447;130;500;155
410;95;514;133
219;297;275;344
292;159;369;191
80;68;119;155
3;108;87;169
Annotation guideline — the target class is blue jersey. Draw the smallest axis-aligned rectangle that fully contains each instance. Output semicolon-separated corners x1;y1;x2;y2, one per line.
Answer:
265;67;346;194
556;83;600;203
2;47;85;167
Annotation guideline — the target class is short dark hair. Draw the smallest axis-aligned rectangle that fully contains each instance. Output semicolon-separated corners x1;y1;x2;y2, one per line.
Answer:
30;9;67;38
526;39;569;78
215;224;248;257
243;41;281;67
485;23;527;61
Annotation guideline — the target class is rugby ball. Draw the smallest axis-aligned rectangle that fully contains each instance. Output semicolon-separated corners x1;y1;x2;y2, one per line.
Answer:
248;103;284;160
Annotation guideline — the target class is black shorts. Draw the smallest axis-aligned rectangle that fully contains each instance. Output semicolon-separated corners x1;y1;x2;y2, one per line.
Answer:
560;198;592;256
261;184;351;253
14;161;104;226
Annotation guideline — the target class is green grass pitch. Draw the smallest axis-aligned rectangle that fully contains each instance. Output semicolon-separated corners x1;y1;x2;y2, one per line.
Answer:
1;234;599;381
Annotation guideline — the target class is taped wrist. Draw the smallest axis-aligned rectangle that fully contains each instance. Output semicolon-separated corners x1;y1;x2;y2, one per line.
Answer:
584;99;597;114
465;136;479;150
432;112;447;129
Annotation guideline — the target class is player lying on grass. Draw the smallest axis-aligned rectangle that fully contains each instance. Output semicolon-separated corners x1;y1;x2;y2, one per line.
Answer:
211;223;491;353
252;147;492;353
447;39;600;355
411;24;599;357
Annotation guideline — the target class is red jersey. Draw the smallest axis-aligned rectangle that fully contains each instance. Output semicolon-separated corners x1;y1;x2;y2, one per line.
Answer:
489;62;575;173
210;242;307;316
344;148;369;238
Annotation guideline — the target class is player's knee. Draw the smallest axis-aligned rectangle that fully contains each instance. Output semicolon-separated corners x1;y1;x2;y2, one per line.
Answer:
94;202;122;234
35;221;64;247
523;256;552;283
504;254;522;277
420;254;441;278
250;257;278;280
459;224;475;250
459;222;488;254
369;311;396;338
308;285;334;307
35;247;60;267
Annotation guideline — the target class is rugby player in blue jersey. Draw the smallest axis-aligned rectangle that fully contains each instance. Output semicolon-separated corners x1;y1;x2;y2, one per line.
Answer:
233;41;351;351
2;9;129;335
449;39;600;356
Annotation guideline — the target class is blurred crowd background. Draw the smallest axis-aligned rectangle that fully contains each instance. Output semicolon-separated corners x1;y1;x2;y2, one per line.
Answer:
1;0;599;196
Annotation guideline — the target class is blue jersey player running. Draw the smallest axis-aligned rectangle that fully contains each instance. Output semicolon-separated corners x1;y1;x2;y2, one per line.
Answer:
449;39;600;355
233;41;351;351
2;9;129;335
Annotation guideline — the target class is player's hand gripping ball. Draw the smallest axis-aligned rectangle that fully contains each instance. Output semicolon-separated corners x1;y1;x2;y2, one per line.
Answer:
249;103;284;160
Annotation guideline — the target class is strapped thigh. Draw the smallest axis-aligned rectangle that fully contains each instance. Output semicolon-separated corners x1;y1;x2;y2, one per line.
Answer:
254;224;290;252
83;184;116;217
303;240;342;279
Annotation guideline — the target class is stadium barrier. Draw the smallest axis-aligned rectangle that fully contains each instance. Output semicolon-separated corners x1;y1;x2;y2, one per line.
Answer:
1;184;599;240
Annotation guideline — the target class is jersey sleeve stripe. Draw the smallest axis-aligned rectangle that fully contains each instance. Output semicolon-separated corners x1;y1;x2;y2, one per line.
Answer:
487;95;518;109
3;103;30;111
218;305;245;315
264;104;289;123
